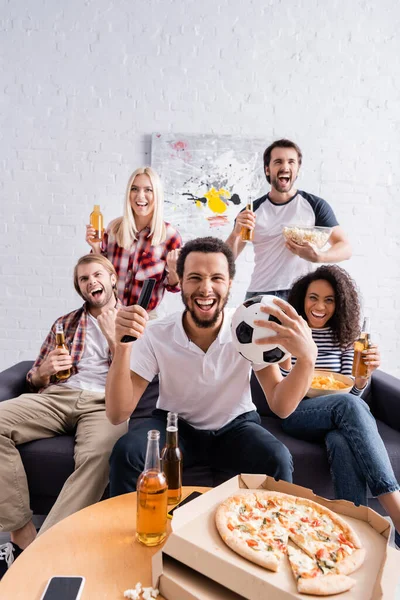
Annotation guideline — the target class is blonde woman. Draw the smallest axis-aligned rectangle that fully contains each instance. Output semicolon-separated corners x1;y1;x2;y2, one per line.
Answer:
86;167;182;311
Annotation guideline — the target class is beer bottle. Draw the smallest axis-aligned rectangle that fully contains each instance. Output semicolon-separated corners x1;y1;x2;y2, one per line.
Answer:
352;317;371;379
240;200;254;242
136;430;168;546
89;205;104;243
55;323;71;381
161;412;183;505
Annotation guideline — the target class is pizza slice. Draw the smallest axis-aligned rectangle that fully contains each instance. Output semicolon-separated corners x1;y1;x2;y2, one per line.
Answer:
287;543;356;596
278;499;365;575
215;493;289;572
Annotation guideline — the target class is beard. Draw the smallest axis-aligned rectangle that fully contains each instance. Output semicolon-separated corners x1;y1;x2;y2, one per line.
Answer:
270;172;297;193
181;290;229;329
83;286;114;309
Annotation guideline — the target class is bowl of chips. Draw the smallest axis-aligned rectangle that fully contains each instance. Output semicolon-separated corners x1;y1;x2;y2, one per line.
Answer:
283;225;332;249
307;370;354;398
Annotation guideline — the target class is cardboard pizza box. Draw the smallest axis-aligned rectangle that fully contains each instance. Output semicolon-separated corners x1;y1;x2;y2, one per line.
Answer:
152;475;399;599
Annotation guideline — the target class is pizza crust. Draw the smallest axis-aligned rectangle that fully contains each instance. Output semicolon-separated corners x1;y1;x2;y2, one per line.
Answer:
334;547;366;575
297;574;356;595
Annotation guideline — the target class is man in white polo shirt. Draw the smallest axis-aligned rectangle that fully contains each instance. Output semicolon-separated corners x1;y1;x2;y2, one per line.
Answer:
106;237;317;495
226;139;352;301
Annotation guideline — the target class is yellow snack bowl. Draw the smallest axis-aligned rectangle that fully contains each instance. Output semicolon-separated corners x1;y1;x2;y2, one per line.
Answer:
307;370;354;398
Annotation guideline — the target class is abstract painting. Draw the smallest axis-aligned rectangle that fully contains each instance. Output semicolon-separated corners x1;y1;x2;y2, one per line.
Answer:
151;133;268;241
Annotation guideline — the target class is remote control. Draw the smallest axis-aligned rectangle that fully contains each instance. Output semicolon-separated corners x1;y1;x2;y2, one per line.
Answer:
121;278;156;343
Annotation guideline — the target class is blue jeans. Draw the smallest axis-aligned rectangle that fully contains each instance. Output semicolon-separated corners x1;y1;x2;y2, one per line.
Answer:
281;394;399;506
109;410;293;496
245;290;290;302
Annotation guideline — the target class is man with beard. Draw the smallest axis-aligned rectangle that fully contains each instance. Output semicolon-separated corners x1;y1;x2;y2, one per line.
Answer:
226;139;352;301
107;237;317;496
0;255;127;577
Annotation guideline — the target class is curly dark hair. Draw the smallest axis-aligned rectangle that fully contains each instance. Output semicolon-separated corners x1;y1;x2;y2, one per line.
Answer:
176;236;236;280
288;265;361;348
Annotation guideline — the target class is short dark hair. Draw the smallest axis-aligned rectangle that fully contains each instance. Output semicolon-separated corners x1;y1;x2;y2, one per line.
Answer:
263;139;303;183
288;265;361;348
176;237;236;280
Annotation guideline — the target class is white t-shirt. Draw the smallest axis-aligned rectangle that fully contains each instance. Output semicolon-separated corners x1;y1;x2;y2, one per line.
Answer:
247;190;338;293
130;308;266;430
62;313;109;393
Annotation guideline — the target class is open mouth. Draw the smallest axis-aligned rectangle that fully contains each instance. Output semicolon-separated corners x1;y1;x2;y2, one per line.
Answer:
278;174;290;185
194;298;217;313
311;311;327;320
136;201;148;207
90;287;104;300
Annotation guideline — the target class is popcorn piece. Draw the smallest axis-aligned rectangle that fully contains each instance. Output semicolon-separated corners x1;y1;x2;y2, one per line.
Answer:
124;590;140;600
123;583;159;600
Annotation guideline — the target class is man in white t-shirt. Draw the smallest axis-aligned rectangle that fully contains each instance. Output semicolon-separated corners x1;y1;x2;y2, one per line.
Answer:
226;139;352;300
106;237;317;497
0;255;127;577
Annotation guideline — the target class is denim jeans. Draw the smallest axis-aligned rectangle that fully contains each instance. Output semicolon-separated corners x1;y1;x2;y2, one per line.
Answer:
281;394;399;506
109;410;293;496
245;290;290;302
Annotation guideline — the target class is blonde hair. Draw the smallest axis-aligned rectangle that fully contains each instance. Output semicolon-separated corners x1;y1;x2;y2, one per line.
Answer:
110;167;166;249
74;254;118;300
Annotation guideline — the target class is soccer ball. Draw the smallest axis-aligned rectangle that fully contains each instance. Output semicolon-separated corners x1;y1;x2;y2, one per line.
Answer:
231;295;290;365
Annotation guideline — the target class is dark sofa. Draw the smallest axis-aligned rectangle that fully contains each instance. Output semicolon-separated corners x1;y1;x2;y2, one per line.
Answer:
0;361;399;516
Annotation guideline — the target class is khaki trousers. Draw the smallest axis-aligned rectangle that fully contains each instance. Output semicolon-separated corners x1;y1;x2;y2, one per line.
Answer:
0;385;127;534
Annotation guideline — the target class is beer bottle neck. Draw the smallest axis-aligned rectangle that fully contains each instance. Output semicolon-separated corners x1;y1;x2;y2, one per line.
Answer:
144;431;161;472
166;427;178;447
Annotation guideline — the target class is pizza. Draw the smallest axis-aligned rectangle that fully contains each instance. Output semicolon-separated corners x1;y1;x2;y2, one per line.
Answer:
215;491;365;596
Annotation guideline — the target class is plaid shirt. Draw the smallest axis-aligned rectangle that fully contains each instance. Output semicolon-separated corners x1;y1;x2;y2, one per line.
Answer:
26;303;114;393
101;222;182;311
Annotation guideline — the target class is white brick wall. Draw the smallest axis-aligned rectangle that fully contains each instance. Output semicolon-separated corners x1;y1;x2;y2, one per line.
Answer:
1;0;400;376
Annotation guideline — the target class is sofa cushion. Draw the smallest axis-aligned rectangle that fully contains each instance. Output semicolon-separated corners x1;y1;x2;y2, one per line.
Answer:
19;436;75;513
376;420;400;480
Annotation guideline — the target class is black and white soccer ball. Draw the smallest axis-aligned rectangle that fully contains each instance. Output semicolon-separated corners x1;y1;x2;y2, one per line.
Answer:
231;295;290;365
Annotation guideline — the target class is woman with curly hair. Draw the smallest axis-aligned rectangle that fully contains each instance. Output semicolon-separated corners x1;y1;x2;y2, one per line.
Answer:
281;265;400;542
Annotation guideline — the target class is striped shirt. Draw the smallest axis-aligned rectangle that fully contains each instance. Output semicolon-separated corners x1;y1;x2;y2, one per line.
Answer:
101;221;182;311
282;327;364;396
26;303;113;393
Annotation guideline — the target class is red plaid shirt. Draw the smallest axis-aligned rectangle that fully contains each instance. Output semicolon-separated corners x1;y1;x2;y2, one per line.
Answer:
101;222;182;310
26;303;114;393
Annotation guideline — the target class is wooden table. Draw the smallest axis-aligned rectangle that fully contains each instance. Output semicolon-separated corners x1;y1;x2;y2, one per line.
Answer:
0;486;210;600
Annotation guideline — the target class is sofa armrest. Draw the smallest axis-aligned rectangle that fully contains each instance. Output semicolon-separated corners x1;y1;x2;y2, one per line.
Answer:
0;361;34;402
368;370;400;432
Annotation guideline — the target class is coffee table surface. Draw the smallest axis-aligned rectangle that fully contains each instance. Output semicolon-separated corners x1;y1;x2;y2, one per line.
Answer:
0;486;210;600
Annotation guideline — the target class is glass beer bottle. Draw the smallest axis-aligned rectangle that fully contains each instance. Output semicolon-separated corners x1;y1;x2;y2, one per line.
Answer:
241;200;254;242
55;323;71;381
136;430;168;546
90;205;104;243
352;317;371;379
161;412;183;505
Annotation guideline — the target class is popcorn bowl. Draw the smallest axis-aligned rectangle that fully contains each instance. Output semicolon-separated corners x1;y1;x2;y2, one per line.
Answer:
282;225;332;249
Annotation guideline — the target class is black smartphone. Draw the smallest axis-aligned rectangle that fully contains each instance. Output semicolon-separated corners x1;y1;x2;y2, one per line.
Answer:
167;491;203;519
121;278;157;343
40;576;85;600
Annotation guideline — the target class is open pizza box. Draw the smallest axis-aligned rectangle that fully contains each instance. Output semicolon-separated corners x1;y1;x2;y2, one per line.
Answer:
152;475;399;599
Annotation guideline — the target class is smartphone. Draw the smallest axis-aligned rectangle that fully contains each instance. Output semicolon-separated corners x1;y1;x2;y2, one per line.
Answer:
40;576;85;600
121;278;156;343
167;491;203;519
